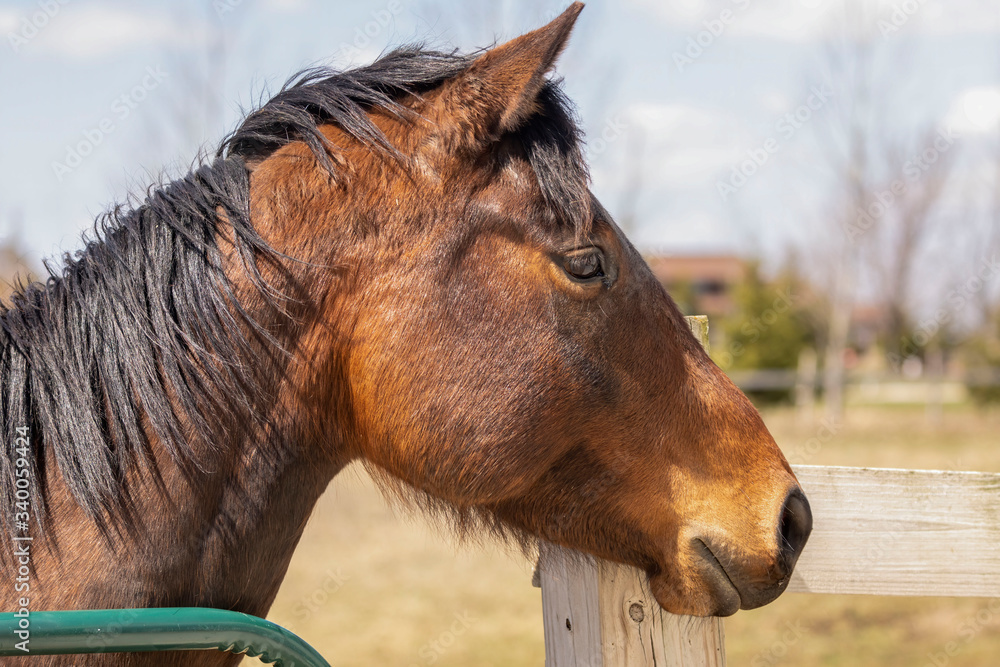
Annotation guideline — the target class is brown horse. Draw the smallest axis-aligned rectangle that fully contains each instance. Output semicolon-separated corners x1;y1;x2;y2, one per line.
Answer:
1;4;810;664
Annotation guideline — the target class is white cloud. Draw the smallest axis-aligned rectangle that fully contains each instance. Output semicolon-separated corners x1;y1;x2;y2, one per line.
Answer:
261;0;313;12
624;0;844;42
634;210;738;252
0;9;18;34
626;0;1000;42
946;86;1000;135
654;146;743;184
631;0;708;24
589;101;752;228
625;102;745;142
900;0;1000;36
737;0;844;41
26;5;204;59
623;102;748;178
761;90;793;114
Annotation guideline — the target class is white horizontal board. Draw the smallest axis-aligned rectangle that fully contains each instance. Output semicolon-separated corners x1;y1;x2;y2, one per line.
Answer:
788;464;1000;597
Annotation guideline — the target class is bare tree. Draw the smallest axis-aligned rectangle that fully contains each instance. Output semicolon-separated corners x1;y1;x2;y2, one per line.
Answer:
809;9;876;422
134;4;250;175
978;84;1000;334
615;125;646;238
799;4;963;419
866;127;956;365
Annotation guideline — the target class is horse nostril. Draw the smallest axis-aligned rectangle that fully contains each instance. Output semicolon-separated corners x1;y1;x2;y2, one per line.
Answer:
779;488;813;569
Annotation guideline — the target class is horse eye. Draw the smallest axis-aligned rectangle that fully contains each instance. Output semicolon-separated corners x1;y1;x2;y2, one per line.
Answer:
562;249;605;280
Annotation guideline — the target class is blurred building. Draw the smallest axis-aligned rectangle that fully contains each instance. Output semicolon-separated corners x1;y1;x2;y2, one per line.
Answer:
0;236;37;302
849;304;885;362
644;253;747;316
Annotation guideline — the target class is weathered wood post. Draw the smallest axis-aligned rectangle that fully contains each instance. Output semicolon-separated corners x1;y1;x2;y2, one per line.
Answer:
536;316;726;667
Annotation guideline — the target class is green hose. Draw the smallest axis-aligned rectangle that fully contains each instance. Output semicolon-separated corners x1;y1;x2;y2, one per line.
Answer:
0;607;330;666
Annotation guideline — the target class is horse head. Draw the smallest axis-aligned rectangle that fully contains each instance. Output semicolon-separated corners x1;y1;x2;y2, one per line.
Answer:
239;3;811;616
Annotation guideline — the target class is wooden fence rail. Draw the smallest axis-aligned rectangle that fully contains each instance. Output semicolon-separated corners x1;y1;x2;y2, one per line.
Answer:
537;317;1000;666
788;465;1000;598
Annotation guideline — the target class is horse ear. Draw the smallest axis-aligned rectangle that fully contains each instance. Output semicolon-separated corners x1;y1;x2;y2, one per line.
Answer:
440;2;583;143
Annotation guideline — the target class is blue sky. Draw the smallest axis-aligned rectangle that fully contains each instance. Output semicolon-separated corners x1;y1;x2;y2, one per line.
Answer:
1;0;998;266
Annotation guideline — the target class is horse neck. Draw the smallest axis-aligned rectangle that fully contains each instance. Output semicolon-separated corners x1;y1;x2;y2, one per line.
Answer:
167;172;354;614
32;348;346;617
182;425;344;615
145;273;351;613
29;258;349;618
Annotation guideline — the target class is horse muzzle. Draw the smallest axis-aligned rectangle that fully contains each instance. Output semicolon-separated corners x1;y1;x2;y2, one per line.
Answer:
701;487;812;614
650;486;813;617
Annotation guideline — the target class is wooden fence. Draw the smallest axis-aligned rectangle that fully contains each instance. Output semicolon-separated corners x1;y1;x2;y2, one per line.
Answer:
535;317;1000;666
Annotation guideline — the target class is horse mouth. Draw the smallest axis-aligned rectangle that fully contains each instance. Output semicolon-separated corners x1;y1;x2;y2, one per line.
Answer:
692;538;742;616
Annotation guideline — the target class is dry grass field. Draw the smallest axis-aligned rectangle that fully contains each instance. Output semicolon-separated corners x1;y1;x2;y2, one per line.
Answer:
259;405;1000;666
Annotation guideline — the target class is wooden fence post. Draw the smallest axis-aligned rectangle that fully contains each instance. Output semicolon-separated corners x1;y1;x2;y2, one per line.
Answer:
537;316;726;667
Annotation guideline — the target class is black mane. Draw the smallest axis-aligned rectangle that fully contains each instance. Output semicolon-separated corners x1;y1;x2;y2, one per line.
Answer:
0;158;277;541
220;47;474;168
219;47;591;230
0;45;590;542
